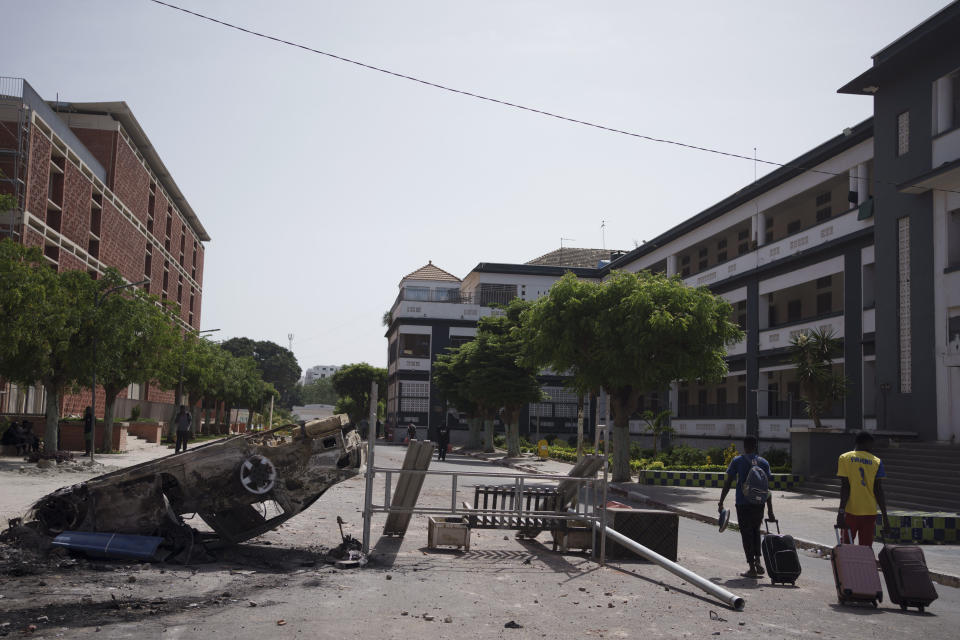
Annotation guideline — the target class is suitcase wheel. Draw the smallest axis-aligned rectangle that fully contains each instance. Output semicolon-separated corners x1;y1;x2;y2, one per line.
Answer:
919;605;925;613
872;600;878;609
900;604;908;611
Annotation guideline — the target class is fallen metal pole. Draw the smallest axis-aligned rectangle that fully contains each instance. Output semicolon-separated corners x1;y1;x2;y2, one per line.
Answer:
588;519;745;611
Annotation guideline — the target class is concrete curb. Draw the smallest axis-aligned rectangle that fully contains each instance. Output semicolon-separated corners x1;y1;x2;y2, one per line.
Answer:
455;450;960;589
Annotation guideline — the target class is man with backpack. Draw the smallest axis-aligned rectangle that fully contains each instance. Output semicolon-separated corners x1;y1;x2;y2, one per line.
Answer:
718;435;774;578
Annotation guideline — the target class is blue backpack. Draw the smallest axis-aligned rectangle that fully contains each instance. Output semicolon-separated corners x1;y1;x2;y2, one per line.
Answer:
742;457;770;506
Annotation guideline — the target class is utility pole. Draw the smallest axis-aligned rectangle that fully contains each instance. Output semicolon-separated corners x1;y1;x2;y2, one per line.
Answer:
288;333;294;352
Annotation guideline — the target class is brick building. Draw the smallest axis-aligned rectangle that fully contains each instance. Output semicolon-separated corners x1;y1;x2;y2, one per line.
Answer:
0;77;209;419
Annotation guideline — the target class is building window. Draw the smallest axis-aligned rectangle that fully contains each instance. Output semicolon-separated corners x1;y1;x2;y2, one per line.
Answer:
717;251;727;262
717;238;727;250
897;111;910;156
816;275;832;289
815;191;831;207
126;382;141;401
698;259;708;271
680;255;690;266
404;286;430;301
787;220;802;235
933;69;960;135
681;267;690;277
948;209;960;269
449;335;473;349
816;207;831;222
738;241;750;256
399;333;430;358
738;229;749;241
698;247;708;258
817;292;832;315
898;216;912;393
787;299;802;323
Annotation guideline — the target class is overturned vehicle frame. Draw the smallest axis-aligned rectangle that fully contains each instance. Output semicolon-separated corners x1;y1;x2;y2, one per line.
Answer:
27;415;362;556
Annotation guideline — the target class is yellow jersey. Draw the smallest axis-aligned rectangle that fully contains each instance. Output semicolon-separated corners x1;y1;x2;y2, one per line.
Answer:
837;449;886;516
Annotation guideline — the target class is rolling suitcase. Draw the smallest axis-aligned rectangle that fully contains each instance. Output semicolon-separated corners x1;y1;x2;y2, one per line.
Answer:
831;526;883;608
761;519;801;585
878;544;938;612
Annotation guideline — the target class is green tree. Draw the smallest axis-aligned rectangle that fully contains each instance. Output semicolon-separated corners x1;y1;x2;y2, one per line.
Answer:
789;328;847;428
331;363;387;424
640;409;674;455
301;376;339;405
180;334;223;434
0;240;97;454
520;273;600;459
523;271;742;481
92;273;179;451
433;341;482;449
221;338;302;408
465;300;543;457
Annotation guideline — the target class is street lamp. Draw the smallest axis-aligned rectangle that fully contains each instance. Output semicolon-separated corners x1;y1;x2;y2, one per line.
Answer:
90;278;149;463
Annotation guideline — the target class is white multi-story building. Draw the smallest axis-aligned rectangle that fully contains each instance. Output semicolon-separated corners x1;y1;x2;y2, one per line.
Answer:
385;2;960;448
304;365;341;385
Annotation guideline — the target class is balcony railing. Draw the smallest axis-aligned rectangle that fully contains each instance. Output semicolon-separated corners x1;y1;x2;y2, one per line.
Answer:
392;289;474;309
675;403;746;419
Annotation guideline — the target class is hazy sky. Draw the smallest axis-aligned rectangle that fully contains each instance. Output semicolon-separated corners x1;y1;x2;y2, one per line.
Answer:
3;0;949;372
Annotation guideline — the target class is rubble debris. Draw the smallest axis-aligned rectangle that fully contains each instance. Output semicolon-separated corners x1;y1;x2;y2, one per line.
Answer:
6;416;362;560
504;620;523;629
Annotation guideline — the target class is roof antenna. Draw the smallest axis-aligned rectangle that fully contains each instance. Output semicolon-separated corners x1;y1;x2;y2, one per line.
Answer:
288;333;294;352
601;220;607;250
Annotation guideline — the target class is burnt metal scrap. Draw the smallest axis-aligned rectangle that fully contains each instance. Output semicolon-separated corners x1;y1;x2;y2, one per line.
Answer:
20;415;362;559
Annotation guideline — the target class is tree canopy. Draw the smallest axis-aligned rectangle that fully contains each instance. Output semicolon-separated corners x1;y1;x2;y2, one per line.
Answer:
331;363;387;425
522;270;743;481
222;337;302;408
301;376;339;405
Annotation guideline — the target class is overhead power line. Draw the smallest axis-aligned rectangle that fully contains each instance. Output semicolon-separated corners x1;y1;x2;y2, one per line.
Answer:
146;0;959;196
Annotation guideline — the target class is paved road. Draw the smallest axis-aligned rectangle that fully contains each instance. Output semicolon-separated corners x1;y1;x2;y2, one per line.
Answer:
3;444;959;639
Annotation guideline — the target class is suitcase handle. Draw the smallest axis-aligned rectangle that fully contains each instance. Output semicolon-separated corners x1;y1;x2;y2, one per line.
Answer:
764;518;780;535
834;525;853;545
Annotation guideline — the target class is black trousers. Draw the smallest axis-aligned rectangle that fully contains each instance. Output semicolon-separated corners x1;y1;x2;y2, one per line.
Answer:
736;504;765;563
175;430;190;453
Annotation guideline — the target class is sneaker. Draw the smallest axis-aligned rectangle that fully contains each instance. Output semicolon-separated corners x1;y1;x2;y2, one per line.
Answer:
739;568;758;579
754;561;765;576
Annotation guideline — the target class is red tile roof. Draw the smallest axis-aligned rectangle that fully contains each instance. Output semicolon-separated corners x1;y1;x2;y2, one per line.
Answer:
402;261;461;283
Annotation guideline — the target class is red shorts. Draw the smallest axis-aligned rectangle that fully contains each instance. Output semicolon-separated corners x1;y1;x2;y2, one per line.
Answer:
843;513;876;546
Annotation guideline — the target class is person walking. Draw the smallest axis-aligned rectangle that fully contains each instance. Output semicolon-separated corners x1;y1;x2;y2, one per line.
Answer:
836;430;890;545
719;435;775;578
406;422;417;443
83;406;94;455
437;418;451;461
174;405;193;453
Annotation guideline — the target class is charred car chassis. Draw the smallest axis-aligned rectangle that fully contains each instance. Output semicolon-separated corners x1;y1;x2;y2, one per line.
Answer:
26;415;362;557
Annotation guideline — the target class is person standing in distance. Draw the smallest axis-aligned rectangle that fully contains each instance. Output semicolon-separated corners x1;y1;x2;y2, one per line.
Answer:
718;435;775;578
174;405;193;453
837;431;890;545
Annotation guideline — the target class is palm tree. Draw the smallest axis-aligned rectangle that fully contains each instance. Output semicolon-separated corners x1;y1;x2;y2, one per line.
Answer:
789;328;847;428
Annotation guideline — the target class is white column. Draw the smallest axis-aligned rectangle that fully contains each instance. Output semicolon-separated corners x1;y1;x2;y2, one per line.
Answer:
666;254;678;277
755;212;767;247
936;76;953;135
857;163;868;205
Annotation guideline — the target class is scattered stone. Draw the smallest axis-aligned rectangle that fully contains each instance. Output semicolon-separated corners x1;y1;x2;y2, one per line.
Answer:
277;620;286;626
739;622;745;626
578;587;586;592
26;624;37;632
423;615;435;621
444;616;453;623
504;621;523;629
38;581;47;586
127;576;137;583
221;592;231;598
248;602;257;607
386;575;392;580
604;592;612;596
401;611;409;616
608;603;615;608
36;616;49;623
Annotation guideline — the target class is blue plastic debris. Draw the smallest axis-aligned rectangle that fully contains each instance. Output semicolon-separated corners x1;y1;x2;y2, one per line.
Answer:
52;531;164;560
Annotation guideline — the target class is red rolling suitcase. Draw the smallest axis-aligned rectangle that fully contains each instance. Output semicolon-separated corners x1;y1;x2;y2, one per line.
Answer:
878;544;938;612
831;526;883;608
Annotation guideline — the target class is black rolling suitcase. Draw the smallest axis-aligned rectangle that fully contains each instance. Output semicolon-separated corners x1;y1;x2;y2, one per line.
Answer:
878;544;938;612
761;519;801;585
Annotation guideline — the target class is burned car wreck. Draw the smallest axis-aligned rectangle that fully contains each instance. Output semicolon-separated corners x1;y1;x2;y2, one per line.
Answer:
22;415;362;560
